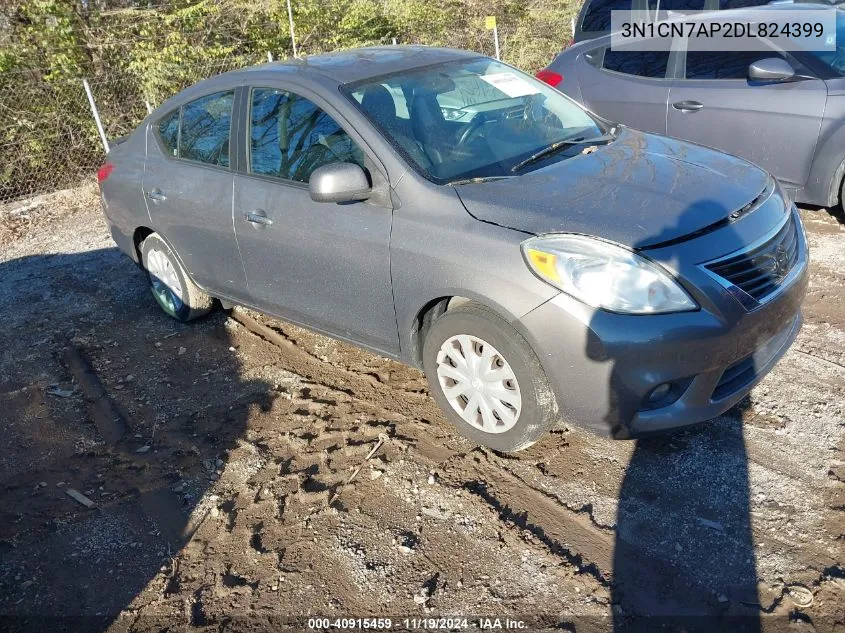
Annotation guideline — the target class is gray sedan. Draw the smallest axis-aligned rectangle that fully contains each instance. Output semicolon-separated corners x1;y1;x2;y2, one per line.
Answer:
540;5;845;207
98;46;807;451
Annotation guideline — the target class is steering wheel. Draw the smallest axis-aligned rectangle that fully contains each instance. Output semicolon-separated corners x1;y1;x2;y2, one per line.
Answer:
457;114;488;147
523;93;558;128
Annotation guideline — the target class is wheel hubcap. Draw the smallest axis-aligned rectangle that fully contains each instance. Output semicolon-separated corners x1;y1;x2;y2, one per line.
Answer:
146;248;184;313
435;334;522;434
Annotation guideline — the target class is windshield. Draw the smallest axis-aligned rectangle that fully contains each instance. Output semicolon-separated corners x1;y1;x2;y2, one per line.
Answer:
344;58;606;183
804;10;845;75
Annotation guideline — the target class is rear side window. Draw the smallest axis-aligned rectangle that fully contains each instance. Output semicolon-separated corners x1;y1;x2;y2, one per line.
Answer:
249;87;364;183
603;50;670;77
179;91;234;167
685;50;786;79
581;0;633;33
157;110;179;157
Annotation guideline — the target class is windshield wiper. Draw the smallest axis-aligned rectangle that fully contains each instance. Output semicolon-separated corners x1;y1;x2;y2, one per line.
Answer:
447;175;513;186
510;134;614;174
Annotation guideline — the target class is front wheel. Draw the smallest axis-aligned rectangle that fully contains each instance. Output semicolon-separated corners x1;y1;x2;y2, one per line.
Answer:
140;233;214;322
422;302;559;452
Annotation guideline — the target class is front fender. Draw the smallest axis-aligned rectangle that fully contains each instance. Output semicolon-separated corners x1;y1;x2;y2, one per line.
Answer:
803;107;845;207
390;179;558;367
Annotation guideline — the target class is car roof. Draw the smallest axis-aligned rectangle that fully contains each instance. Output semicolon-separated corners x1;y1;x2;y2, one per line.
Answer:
718;2;841;13
240;45;482;85
645;2;839;23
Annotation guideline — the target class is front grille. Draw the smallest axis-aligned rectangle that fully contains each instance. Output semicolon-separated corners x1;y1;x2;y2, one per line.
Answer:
705;213;799;302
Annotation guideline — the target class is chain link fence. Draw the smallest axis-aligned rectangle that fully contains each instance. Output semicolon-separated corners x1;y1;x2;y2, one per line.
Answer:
0;20;572;205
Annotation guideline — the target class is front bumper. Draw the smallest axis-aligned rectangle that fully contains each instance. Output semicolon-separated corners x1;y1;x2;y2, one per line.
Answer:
514;206;809;439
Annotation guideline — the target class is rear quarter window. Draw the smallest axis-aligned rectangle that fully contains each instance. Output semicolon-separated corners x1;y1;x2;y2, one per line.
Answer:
157;110;179;157
718;0;763;7
648;0;706;9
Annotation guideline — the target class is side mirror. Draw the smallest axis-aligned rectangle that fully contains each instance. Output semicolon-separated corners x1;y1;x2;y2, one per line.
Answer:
309;163;371;203
748;58;796;82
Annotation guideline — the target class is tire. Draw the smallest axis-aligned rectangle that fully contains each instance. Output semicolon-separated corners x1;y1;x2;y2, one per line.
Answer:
140;233;214;322
840;174;845;210
422;301;559;452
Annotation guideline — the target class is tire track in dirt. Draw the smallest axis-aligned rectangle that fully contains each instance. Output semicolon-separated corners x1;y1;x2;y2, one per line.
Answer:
228;309;619;594
235;307;836;504
230;308;724;603
228;301;843;624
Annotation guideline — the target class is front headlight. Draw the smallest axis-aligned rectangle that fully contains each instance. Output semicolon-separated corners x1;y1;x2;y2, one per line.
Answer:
522;234;697;314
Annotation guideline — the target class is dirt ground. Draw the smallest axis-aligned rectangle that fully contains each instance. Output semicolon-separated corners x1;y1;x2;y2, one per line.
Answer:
0;183;842;632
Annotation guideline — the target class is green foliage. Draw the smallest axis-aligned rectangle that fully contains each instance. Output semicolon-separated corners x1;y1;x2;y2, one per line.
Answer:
6;0;89;78
0;0;579;202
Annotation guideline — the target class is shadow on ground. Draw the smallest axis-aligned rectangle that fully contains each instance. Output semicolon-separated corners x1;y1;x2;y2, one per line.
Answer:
587;186;777;631
0;247;273;632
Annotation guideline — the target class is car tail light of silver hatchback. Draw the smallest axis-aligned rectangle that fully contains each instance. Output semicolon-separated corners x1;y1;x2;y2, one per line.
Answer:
535;70;563;87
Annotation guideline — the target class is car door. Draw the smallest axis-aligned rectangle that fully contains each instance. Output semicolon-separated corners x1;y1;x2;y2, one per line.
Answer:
576;44;674;134
232;85;399;355
667;49;827;191
143;90;248;299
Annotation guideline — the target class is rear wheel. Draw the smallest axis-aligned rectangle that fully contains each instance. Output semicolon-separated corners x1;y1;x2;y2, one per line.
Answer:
422;302;559;452
140;233;214;322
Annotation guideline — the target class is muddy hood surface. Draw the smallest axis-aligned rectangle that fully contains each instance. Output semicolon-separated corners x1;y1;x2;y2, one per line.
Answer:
454;128;769;249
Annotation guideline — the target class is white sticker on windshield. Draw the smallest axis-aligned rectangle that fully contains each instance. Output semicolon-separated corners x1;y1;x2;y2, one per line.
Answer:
479;72;541;98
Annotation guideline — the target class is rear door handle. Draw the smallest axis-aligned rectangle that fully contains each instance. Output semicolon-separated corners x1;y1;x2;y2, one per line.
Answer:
244;210;273;226
672;100;704;112
146;189;167;202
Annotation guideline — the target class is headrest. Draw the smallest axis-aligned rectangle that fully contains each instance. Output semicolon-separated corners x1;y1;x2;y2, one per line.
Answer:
361;85;397;121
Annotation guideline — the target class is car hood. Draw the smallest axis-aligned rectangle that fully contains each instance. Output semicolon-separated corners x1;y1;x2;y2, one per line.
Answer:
454;129;769;249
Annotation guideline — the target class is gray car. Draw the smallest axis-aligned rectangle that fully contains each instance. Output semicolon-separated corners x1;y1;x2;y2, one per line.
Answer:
540;5;845;206
98;46;807;451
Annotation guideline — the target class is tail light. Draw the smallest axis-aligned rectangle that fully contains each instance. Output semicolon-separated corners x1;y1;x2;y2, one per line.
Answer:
536;70;564;87
96;163;114;184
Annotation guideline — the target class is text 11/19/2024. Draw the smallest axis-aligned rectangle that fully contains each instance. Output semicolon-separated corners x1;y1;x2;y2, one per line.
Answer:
306;617;528;629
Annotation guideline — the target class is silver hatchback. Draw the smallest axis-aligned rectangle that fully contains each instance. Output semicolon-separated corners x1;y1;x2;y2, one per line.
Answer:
540;5;845;207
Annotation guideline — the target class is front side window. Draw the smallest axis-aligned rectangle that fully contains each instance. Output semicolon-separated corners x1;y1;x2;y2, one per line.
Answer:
249;88;365;183
603;49;671;77
347;58;606;183
685;50;785;79
179;91;234;167
803;10;845;76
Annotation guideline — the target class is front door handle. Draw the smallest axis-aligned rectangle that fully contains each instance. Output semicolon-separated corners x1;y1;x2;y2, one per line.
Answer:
244;210;273;226
146;189;167;202
672;100;704;112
